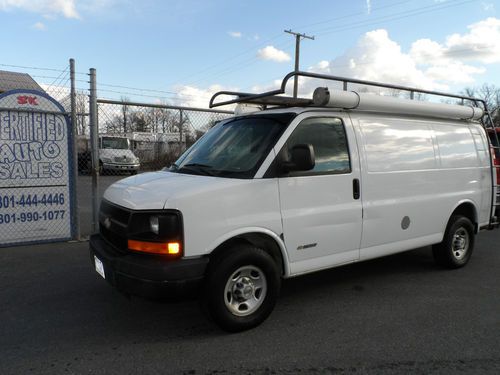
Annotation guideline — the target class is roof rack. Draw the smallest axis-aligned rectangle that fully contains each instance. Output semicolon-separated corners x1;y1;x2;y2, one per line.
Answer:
209;71;486;109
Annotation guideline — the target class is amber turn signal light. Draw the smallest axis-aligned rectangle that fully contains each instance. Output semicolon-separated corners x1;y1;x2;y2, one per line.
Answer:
128;240;182;256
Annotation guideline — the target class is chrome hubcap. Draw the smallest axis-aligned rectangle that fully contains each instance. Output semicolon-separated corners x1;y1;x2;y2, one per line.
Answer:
452;227;469;260
224;266;267;317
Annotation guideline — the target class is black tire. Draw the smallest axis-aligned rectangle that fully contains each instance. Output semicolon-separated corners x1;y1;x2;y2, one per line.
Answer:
202;244;281;332
432;215;475;269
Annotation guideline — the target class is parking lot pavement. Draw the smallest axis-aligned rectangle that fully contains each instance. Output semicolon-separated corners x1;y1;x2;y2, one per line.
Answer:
1;230;499;374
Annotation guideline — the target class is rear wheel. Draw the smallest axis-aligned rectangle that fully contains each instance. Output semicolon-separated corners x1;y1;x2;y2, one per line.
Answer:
433;215;475;269
202;245;281;332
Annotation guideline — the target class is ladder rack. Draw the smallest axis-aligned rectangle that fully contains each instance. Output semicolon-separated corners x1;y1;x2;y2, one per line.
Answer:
210;71;484;109
209;70;500;228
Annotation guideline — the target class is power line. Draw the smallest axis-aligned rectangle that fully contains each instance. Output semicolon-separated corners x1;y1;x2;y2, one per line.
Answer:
171;33;286;86
98;82;181;96
312;0;475;36
293;0;414;31
96;88;213;102
186;38;295;87
0;63;66;73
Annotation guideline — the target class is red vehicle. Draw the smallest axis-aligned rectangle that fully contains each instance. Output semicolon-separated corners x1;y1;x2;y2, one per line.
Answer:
488;127;500;218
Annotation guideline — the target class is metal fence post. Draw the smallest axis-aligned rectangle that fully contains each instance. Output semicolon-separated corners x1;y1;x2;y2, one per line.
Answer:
179;109;183;150
89;68;100;233
69;58;81;240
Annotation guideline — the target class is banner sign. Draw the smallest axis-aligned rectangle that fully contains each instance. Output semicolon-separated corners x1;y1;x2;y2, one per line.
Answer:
0;90;74;246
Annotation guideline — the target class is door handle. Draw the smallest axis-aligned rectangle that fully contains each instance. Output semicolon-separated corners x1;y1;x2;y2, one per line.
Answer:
353;178;360;200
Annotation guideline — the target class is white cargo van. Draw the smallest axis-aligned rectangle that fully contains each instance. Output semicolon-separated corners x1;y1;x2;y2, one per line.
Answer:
90;72;499;332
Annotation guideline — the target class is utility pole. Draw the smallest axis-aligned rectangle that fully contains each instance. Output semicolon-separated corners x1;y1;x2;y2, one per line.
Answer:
284;29;315;98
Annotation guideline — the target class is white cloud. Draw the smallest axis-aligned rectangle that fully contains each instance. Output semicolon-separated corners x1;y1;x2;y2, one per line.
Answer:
257;46;291;63
425;63;485;84
0;0;114;19
173;84;239;109
0;0;79;18
305;18;500;92
366;0;371;15
32;21;46;30
444;17;500;63
311;29;444;91
410;18;500;65
228;31;242;38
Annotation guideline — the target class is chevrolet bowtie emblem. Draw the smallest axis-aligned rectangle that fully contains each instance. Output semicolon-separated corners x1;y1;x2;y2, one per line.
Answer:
103;217;111;229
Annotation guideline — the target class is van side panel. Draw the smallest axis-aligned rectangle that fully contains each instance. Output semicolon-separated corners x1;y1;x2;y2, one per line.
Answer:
353;114;490;260
433;122;491;227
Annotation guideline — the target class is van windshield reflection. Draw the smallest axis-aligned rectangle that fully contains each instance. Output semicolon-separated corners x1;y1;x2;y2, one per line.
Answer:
171;114;292;179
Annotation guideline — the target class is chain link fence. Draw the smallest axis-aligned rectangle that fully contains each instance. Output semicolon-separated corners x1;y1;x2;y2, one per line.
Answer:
91;100;231;174
0;61;234;242
76;69;233;236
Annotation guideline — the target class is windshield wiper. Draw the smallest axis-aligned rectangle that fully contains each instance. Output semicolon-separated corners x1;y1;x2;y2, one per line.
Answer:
178;163;216;176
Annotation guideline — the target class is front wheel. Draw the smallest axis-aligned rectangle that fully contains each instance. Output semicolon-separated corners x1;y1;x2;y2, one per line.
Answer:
202;245;281;332
433;215;475;269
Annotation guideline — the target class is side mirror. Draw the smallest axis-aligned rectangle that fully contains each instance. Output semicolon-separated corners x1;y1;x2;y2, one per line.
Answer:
281;144;315;173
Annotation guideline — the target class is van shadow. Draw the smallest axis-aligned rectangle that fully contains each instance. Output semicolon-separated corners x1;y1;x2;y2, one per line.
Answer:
279;245;437;300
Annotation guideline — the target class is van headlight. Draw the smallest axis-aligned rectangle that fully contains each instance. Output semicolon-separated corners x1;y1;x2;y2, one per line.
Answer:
127;211;183;257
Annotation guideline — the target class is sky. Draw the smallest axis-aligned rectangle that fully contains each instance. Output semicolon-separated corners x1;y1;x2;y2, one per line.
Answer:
0;0;499;108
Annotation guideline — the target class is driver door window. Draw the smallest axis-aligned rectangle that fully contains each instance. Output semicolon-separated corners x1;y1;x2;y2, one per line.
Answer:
285;117;351;176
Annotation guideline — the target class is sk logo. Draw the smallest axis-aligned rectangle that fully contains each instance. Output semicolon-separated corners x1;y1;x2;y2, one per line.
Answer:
17;96;39;105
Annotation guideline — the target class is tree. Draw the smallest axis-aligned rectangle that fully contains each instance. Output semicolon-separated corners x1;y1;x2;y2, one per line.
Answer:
145;105;174;133
130;111;147;132
462;84;500;126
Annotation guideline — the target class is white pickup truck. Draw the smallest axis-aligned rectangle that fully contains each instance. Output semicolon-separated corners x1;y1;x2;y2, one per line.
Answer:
90;72;499;332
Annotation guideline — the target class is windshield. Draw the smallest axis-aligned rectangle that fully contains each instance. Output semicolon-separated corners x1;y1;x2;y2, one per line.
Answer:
171;113;294;179
101;137;130;150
